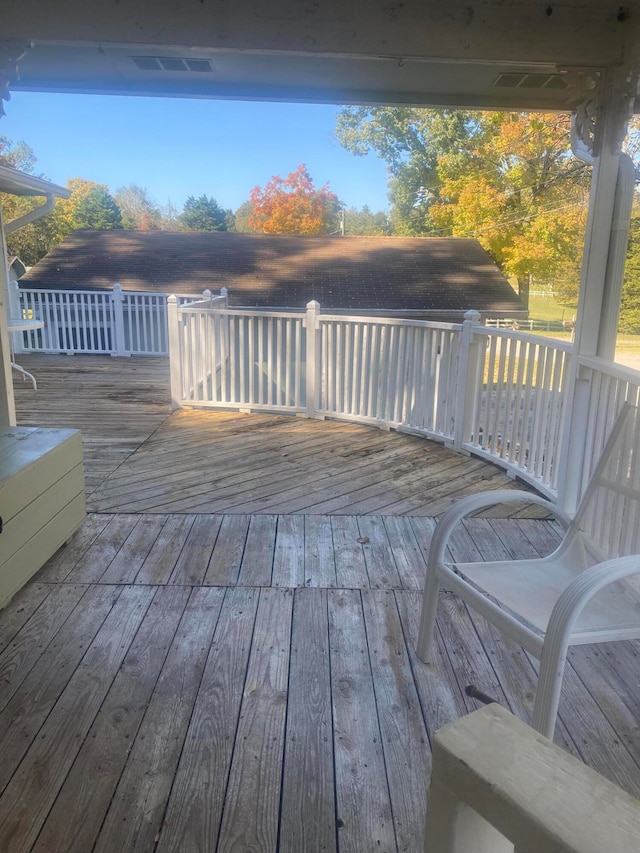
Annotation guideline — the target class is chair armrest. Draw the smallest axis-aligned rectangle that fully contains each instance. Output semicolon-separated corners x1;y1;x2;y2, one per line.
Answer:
428;490;571;569
544;554;640;655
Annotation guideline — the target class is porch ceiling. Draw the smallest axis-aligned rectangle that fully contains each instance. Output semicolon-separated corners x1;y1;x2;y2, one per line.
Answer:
3;1;640;108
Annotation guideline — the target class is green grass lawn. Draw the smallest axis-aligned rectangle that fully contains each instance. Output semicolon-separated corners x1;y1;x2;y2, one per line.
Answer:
525;296;640;357
527;294;576;324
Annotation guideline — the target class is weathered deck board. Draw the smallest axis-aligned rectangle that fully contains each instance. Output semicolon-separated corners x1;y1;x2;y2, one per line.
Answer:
13;354;536;517
0;514;637;852
7;356;640;849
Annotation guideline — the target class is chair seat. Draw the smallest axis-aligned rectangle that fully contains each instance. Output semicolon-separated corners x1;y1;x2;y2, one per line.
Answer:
450;557;640;642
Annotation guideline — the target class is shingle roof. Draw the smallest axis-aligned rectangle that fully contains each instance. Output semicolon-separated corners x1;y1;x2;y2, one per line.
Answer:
20;229;526;316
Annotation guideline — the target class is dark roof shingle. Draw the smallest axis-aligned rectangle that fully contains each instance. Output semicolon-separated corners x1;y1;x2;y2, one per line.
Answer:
20;230;526;315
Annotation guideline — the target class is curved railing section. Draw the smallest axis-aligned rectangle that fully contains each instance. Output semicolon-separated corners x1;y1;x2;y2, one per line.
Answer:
168;298;585;499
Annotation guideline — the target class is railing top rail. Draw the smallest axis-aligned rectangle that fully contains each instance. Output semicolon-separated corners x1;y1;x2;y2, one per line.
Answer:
578;353;640;383
318;313;462;331
177;305;305;320
176;303;464;331
20;286;205;301
474;324;574;352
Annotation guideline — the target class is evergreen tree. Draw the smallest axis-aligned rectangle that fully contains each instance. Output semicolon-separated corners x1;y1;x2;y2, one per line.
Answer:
179;195;229;231
72;185;122;229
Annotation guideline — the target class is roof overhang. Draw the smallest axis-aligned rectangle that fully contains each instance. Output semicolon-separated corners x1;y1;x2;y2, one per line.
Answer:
0;164;70;198
5;45;602;111
2;1;640;109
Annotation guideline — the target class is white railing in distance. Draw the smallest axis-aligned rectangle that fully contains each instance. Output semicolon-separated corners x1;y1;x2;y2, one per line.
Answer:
16;283;217;356
174;305;306;412
317;314;461;438
168;298;579;499
465;326;573;496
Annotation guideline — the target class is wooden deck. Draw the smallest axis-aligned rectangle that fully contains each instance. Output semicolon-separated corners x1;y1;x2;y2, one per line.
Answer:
0;514;639;852
5;354;639;851
13;354;532;515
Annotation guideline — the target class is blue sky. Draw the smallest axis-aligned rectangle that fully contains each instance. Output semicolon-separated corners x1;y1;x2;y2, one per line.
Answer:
2;92;391;214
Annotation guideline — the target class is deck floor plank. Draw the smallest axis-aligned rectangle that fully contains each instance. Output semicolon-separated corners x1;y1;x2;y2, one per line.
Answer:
0;583;88;713
272;514;306;587
156;587;259;853
362;589;430;853
168;514;222;585
64;514;141;584
0;584;122;795
217;588;293;853
32;586;191;853
279;588;336;853
304;514;337;587
0;585;153;850
93;587;225;853
0;516;637;850
329;589;397;853
0;582;54;656
134;513;196;584
204;514;251;586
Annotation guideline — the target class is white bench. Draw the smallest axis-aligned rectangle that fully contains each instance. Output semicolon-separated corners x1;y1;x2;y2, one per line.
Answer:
0;426;86;608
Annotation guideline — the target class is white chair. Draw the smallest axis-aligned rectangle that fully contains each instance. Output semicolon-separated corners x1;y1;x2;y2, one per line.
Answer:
417;402;640;738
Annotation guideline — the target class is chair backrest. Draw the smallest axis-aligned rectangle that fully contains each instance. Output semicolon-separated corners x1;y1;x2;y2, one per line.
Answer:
574;403;640;561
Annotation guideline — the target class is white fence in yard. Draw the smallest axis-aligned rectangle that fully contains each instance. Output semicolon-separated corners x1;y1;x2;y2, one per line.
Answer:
10;282;226;356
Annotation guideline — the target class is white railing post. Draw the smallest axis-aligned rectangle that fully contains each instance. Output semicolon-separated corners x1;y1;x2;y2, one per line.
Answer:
305;300;320;419
452;310;482;450
111;283;129;357
167;295;183;409
8;279;24;354
556;361;591;513
220;286;228;307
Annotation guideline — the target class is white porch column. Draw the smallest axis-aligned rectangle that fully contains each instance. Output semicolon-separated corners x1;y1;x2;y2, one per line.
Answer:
0;204;17;426
558;67;635;512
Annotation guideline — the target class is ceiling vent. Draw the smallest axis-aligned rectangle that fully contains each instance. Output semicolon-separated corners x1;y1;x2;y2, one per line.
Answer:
131;56;214;73
493;72;567;90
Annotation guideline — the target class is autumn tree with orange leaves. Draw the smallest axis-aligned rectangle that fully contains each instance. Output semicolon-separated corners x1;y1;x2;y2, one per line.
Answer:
248;164;340;234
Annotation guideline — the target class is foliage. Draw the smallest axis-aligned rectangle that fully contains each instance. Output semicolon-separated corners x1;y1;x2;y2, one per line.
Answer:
115;184;162;230
248;164;340;234
233;200;259;233
343;205;391;236
619;215;640;333
72;183;122;229
335;108;589;303
179;194;230;231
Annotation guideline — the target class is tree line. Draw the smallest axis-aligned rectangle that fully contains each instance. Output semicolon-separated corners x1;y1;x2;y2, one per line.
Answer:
0;139;391;267
3;108;640;330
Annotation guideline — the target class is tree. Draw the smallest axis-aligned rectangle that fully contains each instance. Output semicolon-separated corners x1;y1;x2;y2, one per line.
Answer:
72;184;122;229
0;136;69;264
114;184;162;230
233;200;259;233
248;164;340;235
179;194;229;231
619;215;640;333
335;108;590;305
343;205;391;236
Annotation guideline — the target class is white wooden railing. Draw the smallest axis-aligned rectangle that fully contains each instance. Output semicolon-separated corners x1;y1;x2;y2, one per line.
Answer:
11;282;223;356
168;298;580;498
